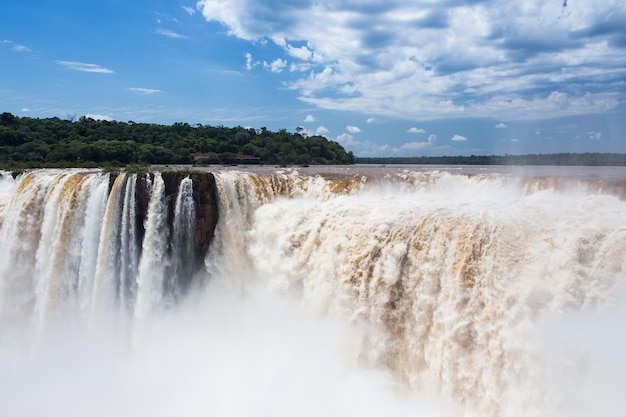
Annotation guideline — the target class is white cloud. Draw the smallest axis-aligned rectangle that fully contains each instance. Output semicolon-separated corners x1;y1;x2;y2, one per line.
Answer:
451;134;467;142
21;108;31;112
289;62;312;72
315;126;329;135
12;44;32;52
128;87;164;94
155;28;188;39
272;38;317;63
336;134;393;156
304;114;315;123
400;142;430;151
84;113;113;121
400;133;437;151
196;0;626;122
264;58;287;73
55;61;114;74
245;52;259;70
407;127;426;133
366;118;377;124
285;44;313;61
346;125;361;134
587;131;602;141
182;6;196;15
336;133;355;146
495;123;508;129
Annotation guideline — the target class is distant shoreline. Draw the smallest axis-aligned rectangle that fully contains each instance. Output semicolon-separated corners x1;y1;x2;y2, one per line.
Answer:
355;153;626;167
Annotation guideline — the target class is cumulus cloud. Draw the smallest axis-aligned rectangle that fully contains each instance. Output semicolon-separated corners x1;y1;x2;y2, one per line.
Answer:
304;114;315;123
495;123;508;129
286;44;313;61
451;134;467;142
400;134;437;151
128;87;163;94
289;62;313;72
315;126;329;135
55;61;114;74
407;127;426;133
400;142;429;151
245;52;259;70
265;58;287;73
336;133;393;156
196;0;626;122
346;125;361;134
336;133;356;146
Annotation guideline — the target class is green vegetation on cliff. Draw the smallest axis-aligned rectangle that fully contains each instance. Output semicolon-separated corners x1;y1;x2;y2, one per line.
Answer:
0;112;354;168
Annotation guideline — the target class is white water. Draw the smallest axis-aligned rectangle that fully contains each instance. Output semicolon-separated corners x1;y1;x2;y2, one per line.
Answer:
135;173;168;323
169;176;197;300
119;173;139;311
0;167;625;417
92;173;129;320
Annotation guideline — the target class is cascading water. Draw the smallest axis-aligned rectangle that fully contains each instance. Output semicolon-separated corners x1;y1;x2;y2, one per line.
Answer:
135;173;169;322
168;176;197;300
0;170;209;332
0;166;625;417
76;174;110;313
92;173;132;319
119;173;139;311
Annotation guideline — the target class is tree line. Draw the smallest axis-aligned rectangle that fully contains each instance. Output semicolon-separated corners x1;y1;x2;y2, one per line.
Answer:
356;153;626;166
0;112;355;169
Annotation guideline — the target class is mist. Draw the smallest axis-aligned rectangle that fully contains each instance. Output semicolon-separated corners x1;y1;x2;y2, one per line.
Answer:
0;281;457;417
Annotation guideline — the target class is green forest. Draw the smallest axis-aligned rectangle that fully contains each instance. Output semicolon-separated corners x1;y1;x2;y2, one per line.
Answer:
0;112;355;169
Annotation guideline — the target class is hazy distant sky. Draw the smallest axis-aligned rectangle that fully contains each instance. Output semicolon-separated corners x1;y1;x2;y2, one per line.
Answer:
1;0;625;156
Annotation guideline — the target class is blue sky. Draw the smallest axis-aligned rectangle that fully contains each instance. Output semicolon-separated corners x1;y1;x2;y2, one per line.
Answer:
1;0;625;157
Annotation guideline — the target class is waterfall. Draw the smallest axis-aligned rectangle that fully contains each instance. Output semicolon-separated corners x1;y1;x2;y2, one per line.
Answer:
92;173;129;317
119;173;139;311
134;173;168;322
0;173;50;336
32;173;98;332
204;172;263;289
0;166;625;417
168;176;196;301
204;167;626;416
77;174;109;313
